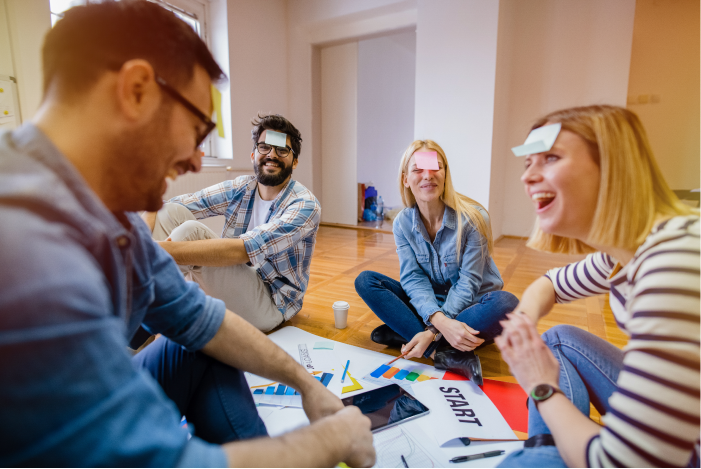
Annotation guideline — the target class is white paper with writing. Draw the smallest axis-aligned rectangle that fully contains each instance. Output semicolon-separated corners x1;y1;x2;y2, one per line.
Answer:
412;379;517;446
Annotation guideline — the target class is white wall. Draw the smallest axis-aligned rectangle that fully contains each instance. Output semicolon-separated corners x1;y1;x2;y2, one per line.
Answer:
3;0;51;122
490;0;636;238
226;0;288;169
626;0;700;191
287;0;417;195
0;0;14;77
414;0;500;214
357;30;416;209
320;42;358;224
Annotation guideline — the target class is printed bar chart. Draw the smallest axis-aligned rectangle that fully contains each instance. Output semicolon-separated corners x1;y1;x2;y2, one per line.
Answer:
366;363;444;386
251;373;334;406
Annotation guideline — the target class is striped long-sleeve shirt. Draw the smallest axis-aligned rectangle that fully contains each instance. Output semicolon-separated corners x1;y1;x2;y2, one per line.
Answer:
545;215;700;467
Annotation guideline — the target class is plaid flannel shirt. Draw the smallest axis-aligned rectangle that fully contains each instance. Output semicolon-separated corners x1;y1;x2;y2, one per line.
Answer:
169;175;320;319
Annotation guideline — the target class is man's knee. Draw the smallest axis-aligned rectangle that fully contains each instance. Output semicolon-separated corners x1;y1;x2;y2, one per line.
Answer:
170;220;215;242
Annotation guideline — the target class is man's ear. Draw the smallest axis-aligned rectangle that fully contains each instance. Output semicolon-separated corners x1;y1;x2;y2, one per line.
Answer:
250;151;256;164
115;59;161;123
292;157;298;170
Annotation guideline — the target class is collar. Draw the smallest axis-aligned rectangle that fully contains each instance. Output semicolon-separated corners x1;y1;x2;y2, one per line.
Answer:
12;123;133;241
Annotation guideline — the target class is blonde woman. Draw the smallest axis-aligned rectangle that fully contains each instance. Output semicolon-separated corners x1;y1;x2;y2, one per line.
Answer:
495;105;699;467
355;140;518;384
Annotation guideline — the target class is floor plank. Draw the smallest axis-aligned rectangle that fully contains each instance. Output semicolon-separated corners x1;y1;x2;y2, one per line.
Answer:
284;225;627;379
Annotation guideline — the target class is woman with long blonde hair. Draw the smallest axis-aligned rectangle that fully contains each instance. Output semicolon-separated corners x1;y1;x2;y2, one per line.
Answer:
355;140;518;384
495;105;699;467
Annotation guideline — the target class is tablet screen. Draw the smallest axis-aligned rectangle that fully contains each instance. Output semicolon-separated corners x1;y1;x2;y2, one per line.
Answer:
342;384;430;432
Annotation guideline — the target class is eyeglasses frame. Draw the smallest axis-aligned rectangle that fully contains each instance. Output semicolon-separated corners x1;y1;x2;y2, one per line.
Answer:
255;142;295;159
155;75;216;148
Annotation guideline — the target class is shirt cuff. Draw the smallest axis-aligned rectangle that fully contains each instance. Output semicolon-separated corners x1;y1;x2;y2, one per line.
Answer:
183;295;226;351
418;304;441;324
240;231;266;266
176;436;228;467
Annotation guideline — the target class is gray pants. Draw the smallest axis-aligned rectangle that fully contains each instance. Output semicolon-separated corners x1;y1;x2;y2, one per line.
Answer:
153;203;284;332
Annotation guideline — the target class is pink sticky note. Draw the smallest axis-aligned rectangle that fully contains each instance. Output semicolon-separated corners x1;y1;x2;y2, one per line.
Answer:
414;151;439;170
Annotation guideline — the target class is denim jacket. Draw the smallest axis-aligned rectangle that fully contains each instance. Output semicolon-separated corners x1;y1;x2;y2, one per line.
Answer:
393;205;504;324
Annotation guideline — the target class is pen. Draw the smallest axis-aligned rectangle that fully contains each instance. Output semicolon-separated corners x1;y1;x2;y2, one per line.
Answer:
400;455;409;468
449;450;505;463
341;360;350;383
387;351;408;366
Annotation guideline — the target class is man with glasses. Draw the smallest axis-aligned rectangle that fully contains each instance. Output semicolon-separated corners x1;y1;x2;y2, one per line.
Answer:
0;2;374;467
146;114;321;333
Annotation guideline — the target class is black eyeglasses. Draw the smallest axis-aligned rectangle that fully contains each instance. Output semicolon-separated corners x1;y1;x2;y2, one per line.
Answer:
155;75;216;149
256;142;294;158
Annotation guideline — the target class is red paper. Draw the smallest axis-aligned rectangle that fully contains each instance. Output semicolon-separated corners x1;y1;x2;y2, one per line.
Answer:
481;379;529;433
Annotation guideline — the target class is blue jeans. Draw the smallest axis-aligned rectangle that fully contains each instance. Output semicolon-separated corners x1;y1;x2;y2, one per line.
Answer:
499;325;623;468
132;337;268;444
354;271;518;358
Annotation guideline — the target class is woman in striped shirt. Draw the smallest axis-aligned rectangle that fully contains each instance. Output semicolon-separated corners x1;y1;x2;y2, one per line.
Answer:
495;105;699;468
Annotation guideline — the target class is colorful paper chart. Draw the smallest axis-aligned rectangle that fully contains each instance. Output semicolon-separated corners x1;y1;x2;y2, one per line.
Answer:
367;363;444;382
251;372;333;407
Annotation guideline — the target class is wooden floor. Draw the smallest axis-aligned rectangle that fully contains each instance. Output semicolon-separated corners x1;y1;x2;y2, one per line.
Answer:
285;224;628;381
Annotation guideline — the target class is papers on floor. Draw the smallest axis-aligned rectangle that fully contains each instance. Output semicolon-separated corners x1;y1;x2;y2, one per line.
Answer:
411;379;518;446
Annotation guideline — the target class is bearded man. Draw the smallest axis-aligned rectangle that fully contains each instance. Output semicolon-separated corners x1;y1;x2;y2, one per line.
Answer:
146;115;320;332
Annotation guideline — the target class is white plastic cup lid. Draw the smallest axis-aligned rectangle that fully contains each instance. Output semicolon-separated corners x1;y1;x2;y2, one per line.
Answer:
332;301;350;310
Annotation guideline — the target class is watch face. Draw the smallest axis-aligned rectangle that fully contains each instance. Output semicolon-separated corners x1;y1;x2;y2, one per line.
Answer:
531;384;555;401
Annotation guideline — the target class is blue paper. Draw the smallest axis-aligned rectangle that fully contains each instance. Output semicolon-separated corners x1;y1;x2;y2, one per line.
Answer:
265;130;287;147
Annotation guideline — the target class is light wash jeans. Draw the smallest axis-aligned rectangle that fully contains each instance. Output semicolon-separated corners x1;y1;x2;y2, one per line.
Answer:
498;325;623;468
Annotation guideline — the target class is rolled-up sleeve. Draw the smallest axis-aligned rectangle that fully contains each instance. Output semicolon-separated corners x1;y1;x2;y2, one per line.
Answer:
239;197;320;267
394;221;441;323
169;180;236;219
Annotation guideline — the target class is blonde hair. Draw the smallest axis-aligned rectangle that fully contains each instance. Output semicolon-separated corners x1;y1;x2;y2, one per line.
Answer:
398;140;494;258
526;105;695;254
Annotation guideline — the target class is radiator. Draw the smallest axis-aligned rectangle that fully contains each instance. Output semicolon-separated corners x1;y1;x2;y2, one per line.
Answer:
163;165;253;235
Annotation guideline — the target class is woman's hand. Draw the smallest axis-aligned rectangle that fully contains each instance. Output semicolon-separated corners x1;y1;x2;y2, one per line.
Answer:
495;312;560;394
431;312;484;351
401;330;434;359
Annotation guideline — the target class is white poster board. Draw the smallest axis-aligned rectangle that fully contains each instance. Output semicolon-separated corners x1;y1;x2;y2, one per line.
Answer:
0;75;21;131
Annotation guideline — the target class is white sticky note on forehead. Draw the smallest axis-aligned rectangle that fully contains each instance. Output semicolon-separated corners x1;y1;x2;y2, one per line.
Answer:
265;130;288;147
511;123;562;156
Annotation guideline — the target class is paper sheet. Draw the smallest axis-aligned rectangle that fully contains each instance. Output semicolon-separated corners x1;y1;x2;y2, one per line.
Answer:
411;380;517;445
511;123;561;156
372;424;444;468
210;85;224;138
414;151;439;170
265;129;287;147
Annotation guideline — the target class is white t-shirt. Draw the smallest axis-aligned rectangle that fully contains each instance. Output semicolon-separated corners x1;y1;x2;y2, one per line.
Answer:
246;186;274;233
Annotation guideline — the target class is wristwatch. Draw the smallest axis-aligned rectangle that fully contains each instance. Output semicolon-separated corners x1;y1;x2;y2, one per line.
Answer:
426;325;443;342
530;384;561;408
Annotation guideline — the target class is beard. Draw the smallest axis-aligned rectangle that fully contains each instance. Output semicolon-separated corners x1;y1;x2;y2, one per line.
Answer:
254;157;294;187
103;107;176;213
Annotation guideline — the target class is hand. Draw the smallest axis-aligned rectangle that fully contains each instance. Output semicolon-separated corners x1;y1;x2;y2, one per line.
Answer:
300;379;345;423
324;406;376;468
431;312;484;351
401;330;434;359
495;312;560;394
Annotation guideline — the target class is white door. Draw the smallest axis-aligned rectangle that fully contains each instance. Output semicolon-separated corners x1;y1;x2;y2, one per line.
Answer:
320;42;358;225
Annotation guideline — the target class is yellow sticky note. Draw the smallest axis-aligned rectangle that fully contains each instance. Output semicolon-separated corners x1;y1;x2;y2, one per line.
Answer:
211;84;224;138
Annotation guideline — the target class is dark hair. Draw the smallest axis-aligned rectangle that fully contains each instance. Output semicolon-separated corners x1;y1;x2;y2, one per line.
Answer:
42;1;226;97
251;114;303;160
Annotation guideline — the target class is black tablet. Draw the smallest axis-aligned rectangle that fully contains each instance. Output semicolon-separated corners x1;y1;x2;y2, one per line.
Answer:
341;384;430;432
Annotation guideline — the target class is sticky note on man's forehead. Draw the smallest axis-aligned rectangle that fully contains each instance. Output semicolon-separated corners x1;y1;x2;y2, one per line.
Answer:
511;123;561;157
265;130;288;147
414;151;439;170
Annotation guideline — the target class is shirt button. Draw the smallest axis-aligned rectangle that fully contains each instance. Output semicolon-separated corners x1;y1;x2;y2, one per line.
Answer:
116;236;131;248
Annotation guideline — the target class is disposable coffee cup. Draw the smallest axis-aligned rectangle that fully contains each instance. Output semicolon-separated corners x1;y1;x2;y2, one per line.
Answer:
332;301;350;329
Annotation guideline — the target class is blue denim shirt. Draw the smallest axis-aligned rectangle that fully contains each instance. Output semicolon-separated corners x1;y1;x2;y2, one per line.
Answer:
393;205;504;323
0;125;227;467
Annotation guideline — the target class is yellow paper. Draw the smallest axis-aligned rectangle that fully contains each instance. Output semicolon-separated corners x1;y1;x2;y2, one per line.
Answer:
416;374;431;382
211;84;224;138
341;373;363;394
